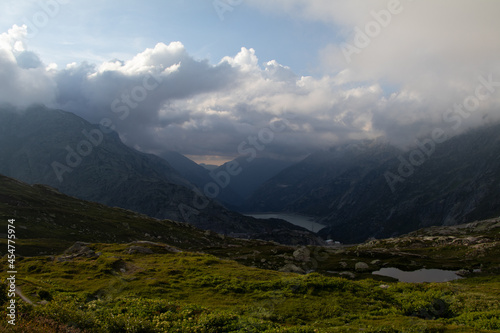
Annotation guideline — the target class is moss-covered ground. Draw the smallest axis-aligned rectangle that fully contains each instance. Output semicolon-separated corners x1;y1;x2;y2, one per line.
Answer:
1;241;499;332
1;175;499;331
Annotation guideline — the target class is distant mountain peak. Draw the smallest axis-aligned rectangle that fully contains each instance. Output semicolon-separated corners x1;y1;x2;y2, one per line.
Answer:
0;105;323;245
246;127;500;242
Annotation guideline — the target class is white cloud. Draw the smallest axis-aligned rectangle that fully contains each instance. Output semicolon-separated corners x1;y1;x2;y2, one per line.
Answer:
95;42;186;76
1;3;499;162
249;0;500;88
221;47;259;72
0;25;56;106
246;0;500;144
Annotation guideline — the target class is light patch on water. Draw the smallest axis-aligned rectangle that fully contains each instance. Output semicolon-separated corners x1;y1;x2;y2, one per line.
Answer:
245;213;326;232
372;267;463;283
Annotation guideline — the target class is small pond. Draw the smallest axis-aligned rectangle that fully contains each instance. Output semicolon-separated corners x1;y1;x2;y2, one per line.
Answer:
372;267;464;283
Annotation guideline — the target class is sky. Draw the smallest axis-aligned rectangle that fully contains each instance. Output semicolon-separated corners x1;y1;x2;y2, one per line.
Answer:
1;0;500;165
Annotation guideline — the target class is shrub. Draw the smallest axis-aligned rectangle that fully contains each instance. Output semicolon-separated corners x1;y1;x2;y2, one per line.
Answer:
451;310;500;330
0;281;8;305
38;289;53;301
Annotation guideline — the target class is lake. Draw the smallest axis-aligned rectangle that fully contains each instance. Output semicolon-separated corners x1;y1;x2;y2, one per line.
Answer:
245;213;326;232
372;267;464;283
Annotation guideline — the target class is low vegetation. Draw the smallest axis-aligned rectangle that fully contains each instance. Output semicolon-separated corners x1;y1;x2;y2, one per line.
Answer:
1;175;500;331
1;241;499;332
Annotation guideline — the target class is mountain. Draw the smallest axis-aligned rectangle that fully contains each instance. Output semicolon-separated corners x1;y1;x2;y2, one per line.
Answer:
214;156;295;208
1;171;499;332
0;173;232;255
159;151;243;207
159;151;212;189
160;151;295;209
0;173;321;257
199;163;218;170
0;105;323;245
244;139;399;215
245;126;500;243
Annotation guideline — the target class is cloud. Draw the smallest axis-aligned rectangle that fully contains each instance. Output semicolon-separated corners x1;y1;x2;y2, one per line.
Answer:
249;1;500;86
1;4;499;163
0;26;383;159
15;50;42;69
56;43;390;158
0;25;56;106
247;0;500;144
143;50;386;158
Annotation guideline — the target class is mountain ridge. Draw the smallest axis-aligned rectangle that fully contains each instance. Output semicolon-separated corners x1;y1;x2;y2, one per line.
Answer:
245;125;500;242
0;105;323;245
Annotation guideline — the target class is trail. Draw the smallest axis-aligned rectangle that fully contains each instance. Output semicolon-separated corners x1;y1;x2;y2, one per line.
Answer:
15;286;34;305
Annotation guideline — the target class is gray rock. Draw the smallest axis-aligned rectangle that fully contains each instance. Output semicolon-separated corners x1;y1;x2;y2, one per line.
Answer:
279;263;305;274
293;247;311;262
456;269;471;277
339;271;356;279
64;241;91;254
0;106;324;247
126;246;154;254
60;242;97;260
355;262;369;272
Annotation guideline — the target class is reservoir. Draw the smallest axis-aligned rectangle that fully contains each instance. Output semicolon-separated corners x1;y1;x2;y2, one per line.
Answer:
245;213;326;233
372;267;464;283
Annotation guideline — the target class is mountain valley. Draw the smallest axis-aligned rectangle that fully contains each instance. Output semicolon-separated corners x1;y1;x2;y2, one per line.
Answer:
1;173;499;331
0;105;321;245
1;106;500;332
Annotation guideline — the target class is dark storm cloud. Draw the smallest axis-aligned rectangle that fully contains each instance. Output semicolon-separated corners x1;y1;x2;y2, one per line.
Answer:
15;50;42;69
1;22;500;162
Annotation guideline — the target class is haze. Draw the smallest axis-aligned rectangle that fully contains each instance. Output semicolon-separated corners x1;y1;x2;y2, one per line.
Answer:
1;0;499;164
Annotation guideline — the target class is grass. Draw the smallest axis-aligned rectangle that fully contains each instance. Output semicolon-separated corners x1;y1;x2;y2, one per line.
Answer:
1;242;499;332
1;175;500;331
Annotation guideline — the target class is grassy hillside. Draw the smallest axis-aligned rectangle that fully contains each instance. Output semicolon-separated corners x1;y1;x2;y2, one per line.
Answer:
0;106;321;245
1;174;500;331
1;242;499;332
0;174;255;256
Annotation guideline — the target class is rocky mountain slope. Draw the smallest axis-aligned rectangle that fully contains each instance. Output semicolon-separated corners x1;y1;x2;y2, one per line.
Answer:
159;150;243;207
160;152;295;209
0;174;325;261
246;125;500;243
0;105;321;244
213;156;295;209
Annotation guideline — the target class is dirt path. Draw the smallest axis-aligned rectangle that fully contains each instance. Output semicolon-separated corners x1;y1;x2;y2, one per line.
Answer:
15;286;34;305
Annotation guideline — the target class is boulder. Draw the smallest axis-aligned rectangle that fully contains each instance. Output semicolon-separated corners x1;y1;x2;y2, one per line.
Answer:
126;246;154;254
59;242;97;260
339;271;356;279
293;247;311;262
355;262;369;272
279;263;305;274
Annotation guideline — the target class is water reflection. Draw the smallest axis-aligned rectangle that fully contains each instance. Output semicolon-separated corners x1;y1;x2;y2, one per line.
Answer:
245;213;326;232
372;267;463;283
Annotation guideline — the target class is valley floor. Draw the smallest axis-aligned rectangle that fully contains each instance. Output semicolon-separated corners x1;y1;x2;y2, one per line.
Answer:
1;233;499;332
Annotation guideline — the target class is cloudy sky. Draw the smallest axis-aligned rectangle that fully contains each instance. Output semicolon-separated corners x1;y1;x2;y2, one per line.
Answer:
1;0;499;164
